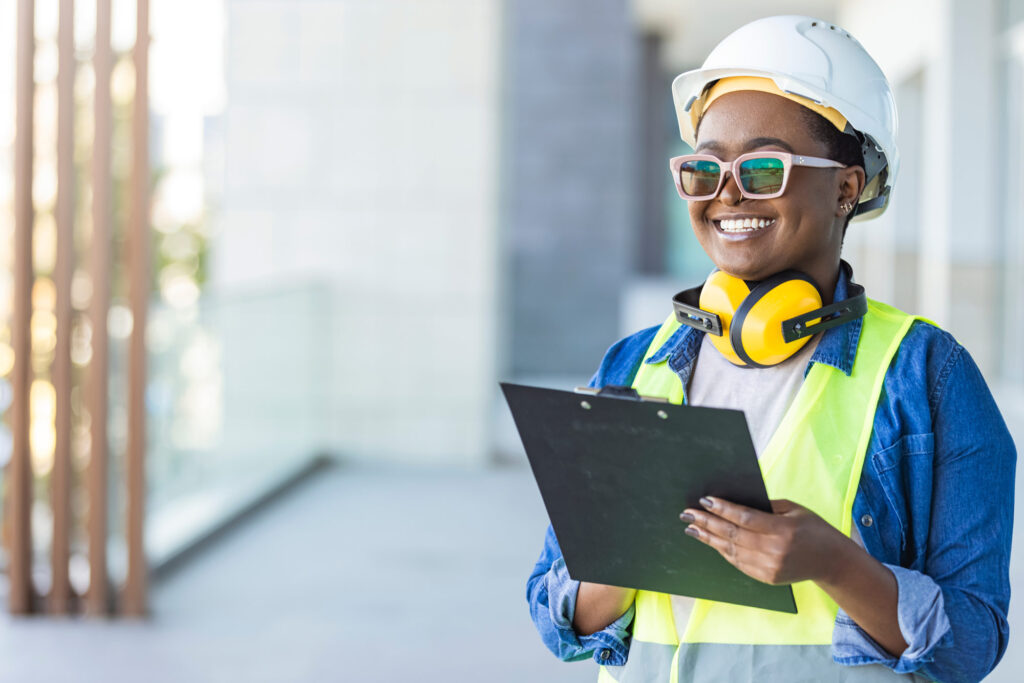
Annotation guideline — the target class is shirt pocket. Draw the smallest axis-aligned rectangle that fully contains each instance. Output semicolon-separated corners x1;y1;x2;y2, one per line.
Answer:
869;432;935;568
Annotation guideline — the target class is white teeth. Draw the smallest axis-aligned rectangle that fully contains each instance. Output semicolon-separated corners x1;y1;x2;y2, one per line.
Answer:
717;217;776;233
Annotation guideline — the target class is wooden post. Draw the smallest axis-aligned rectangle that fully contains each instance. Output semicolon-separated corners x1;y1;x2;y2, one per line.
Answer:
9;0;36;616
86;0;113;617
122;0;150;617
50;0;76;616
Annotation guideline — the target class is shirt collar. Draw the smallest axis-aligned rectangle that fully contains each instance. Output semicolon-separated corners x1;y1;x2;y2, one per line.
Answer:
645;263;862;377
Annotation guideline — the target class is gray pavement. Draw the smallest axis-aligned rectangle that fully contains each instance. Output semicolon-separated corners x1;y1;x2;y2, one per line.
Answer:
0;461;1021;682
0;464;595;683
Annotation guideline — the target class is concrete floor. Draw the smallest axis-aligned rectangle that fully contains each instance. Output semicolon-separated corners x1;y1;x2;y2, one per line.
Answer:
0;462;1020;682
0;465;595;683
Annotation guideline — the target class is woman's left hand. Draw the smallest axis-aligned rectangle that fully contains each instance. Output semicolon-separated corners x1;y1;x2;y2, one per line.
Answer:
680;497;849;586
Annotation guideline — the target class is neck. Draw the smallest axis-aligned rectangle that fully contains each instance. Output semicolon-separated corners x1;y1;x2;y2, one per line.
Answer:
806;259;842;306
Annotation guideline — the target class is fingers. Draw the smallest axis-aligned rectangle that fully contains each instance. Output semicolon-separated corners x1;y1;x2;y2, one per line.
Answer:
680;498;834;586
683;522;781;584
698;496;777;532
679;498;792;581
681;506;762;553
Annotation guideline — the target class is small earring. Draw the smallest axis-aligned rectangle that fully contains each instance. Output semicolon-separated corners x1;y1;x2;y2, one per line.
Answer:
840;201;854;214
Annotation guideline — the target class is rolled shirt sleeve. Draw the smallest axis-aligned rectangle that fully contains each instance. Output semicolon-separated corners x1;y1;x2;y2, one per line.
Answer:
527;525;634;665
832;564;951;672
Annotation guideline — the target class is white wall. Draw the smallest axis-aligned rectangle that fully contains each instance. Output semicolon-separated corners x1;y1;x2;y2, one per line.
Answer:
840;0;1002;377
213;0;502;466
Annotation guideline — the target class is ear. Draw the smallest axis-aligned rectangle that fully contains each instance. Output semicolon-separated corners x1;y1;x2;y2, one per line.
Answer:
836;165;866;217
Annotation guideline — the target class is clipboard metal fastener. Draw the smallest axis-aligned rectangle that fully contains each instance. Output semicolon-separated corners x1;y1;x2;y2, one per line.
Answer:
574;385;670;403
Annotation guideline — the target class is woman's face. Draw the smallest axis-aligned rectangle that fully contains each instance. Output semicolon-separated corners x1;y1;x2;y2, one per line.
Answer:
688;90;862;297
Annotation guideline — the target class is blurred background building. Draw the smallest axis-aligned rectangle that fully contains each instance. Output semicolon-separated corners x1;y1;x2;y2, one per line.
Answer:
0;0;1021;680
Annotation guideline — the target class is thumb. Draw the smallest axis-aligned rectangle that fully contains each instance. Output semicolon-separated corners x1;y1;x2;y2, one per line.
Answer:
769;498;803;515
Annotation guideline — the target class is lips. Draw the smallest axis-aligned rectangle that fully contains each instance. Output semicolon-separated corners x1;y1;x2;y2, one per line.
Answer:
712;216;777;233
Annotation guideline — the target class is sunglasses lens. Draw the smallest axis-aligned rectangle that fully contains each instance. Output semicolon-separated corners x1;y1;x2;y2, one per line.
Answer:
738;157;785;195
678;160;721;197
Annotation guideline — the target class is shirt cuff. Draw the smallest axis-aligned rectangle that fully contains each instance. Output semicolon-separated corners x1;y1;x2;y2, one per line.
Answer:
549;557;634;666
832;563;951;674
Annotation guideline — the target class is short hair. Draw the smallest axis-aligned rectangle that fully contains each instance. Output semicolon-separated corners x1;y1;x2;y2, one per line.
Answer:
795;107;865;232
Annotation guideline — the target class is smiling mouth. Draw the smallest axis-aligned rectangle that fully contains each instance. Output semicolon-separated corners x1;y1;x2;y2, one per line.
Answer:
714;217;777;234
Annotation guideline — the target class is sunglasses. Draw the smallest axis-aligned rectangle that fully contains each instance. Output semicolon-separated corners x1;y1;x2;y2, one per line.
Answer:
669;151;847;201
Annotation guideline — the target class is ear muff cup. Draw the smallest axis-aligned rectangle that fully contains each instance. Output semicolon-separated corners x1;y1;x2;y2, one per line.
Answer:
698;270;751;366
730;271;822;368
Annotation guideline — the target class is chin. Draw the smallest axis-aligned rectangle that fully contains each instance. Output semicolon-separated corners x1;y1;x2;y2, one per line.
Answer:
710;257;773;282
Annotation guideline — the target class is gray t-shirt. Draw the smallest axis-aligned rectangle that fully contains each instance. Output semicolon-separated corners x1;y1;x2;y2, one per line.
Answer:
688;333;820;457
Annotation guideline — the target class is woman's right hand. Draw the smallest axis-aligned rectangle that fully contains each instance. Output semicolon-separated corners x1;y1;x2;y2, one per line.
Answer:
572;582;637;635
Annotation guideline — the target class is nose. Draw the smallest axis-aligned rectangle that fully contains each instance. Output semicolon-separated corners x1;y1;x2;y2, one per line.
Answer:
718;170;743;205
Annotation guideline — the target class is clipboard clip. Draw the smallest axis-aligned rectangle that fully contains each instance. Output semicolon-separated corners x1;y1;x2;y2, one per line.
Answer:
574;385;670;403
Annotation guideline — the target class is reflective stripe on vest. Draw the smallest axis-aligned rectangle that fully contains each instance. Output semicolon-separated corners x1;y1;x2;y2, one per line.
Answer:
597;300;929;682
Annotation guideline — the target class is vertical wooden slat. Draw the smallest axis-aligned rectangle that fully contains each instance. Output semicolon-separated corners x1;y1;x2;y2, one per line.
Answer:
122;0;149;617
50;0;75;616
9;0;36;617
86;0;113;617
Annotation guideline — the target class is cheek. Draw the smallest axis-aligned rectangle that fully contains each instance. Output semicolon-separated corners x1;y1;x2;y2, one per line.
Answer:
790;175;838;217
774;190;828;227
688;201;708;227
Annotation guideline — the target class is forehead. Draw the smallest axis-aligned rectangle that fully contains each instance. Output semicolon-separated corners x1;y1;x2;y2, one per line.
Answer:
695;90;825;155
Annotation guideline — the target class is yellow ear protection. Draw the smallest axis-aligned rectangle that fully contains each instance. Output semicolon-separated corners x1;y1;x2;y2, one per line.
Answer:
672;264;867;368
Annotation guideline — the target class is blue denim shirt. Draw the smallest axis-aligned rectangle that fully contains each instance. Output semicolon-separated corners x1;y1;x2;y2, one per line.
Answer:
526;270;1015;683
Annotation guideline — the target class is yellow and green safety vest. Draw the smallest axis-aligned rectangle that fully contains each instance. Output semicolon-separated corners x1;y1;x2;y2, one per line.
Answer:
597;300;929;682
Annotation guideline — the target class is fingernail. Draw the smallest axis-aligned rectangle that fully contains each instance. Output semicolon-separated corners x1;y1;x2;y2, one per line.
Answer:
684;526;700;539
699;497;714;509
680;512;695;523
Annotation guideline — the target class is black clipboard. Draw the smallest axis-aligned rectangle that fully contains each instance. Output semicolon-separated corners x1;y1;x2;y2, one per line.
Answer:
502;382;796;614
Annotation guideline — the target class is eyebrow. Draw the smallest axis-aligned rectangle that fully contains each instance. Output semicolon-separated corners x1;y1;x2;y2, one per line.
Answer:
695;137;797;154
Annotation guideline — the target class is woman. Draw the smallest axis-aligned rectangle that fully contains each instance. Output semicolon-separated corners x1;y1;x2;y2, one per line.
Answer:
526;15;1014;683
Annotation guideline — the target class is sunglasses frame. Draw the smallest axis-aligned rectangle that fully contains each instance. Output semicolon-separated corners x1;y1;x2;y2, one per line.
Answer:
668;151;847;201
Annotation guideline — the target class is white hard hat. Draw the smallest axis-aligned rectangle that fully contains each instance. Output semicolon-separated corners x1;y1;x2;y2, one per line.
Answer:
672;15;899;221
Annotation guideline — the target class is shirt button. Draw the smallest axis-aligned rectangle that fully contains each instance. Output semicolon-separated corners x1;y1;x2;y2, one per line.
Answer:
860;514;874;528
600;649;611;661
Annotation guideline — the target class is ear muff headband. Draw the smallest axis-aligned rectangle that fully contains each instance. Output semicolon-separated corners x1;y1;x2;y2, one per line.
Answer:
780;282;867;341
671;265;868;368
